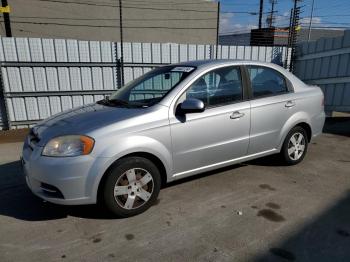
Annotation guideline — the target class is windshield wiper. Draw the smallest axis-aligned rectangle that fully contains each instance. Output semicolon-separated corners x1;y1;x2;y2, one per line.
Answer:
97;97;147;108
108;98;131;106
145;97;162;106
97;97;128;107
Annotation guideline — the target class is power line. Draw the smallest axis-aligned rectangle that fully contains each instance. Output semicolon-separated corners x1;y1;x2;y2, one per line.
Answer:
121;0;220;5
300;25;350;29
302;14;350;18
5;16;217;21
124;0;257;5
120;5;215;13
221;10;277;15
314;3;345;11
36;0;217;12
36;0;256;5
36;0;116;7
120;0;218;4
219;29;255;35
35;0;266;14
301;21;350;25
1;20;217;29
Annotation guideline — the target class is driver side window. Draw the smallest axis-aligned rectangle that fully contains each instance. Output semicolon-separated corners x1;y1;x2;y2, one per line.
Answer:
184;66;243;107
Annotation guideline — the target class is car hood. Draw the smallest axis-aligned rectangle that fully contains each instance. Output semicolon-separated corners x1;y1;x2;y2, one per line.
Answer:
31;103;155;146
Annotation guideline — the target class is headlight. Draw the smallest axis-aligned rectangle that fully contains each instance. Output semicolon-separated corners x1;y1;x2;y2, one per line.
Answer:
42;135;95;157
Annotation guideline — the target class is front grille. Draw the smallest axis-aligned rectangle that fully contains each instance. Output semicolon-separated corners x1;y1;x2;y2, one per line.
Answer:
40;183;64;199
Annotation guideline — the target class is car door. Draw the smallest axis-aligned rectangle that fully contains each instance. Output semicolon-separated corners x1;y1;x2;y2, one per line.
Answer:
169;65;251;176
246;65;296;154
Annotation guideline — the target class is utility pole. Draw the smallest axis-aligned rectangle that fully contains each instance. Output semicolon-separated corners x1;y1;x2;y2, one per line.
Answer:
289;0;302;72
1;0;12;37
267;0;276;28
215;1;220;59
292;0;298;19
258;0;264;29
118;0;124;85
287;8;293;48
307;0;315;41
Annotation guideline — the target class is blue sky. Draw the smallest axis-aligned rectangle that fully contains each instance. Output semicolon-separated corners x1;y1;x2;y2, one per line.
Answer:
217;0;350;34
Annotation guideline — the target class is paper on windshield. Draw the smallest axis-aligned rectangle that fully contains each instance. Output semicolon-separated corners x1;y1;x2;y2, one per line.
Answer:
171;67;195;73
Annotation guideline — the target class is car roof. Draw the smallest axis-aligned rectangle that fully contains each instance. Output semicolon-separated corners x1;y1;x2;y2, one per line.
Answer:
172;59;282;70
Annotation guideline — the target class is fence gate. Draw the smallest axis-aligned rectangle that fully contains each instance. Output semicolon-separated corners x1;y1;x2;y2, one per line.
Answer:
294;31;350;114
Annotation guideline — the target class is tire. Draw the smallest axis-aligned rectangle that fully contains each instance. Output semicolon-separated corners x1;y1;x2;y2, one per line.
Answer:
280;126;308;165
103;157;161;218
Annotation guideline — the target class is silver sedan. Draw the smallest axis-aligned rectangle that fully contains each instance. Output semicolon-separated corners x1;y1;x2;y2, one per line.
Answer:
22;60;325;217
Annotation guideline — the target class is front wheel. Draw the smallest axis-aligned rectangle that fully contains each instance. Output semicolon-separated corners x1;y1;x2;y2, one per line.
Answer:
280;126;308;165
103;157;161;217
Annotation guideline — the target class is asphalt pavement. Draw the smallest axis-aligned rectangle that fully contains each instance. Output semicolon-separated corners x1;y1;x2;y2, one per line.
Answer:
0;118;349;262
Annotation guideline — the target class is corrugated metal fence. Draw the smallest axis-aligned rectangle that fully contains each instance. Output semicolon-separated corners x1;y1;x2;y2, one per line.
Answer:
0;36;291;129
294;30;350;114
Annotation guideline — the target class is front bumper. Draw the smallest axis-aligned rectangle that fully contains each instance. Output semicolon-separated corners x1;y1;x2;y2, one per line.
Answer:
22;139;108;205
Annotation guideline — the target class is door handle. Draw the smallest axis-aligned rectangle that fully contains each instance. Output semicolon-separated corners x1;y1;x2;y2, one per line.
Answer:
230;111;245;119
285;101;296;108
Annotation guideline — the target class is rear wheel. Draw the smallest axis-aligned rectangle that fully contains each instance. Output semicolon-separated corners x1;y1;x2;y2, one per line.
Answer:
103;157;161;217
280;126;308;165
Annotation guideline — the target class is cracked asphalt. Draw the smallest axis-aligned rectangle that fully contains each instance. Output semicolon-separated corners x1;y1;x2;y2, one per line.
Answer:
0;118;349;262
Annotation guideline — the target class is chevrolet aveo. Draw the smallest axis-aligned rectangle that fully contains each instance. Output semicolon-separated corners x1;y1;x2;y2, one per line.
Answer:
22;60;325;217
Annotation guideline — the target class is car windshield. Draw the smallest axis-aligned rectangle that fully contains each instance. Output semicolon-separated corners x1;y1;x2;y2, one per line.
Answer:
98;65;196;108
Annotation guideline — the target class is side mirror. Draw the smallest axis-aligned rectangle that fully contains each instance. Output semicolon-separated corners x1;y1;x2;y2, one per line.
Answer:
179;98;205;114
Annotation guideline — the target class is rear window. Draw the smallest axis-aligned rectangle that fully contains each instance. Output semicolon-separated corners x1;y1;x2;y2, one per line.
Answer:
247;66;288;98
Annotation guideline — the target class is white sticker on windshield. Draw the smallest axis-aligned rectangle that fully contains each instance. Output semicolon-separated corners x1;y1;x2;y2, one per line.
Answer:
171;67;195;73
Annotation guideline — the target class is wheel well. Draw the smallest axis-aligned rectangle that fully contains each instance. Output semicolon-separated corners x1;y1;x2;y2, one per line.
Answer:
295;122;312;142
97;152;167;203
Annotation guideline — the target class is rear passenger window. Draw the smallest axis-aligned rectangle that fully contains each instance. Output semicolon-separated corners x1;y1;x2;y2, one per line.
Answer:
247;66;288;98
185;66;243;107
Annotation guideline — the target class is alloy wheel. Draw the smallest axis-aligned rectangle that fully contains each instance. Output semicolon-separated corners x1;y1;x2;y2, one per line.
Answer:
113;168;154;210
287;132;306;161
